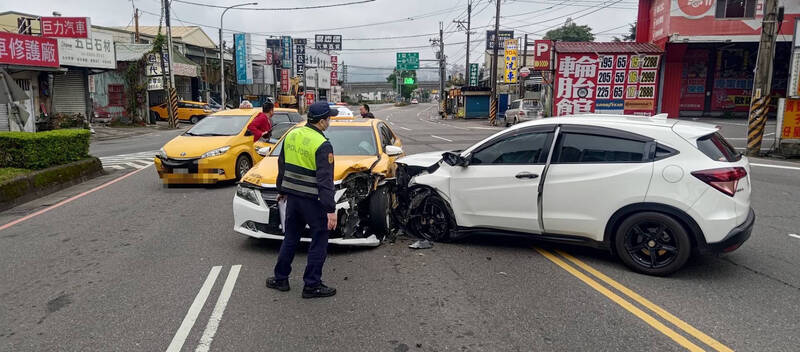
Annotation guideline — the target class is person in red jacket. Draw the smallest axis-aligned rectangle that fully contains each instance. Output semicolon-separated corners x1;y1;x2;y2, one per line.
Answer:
247;101;274;142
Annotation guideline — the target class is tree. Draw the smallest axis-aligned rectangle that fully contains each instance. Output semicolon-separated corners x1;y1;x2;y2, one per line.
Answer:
544;21;595;42
613;23;637;42
386;70;418;99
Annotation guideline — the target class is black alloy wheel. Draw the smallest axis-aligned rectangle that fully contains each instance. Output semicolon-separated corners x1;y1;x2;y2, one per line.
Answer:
235;155;252;181
614;212;691;276
410;196;452;242
190;115;200;124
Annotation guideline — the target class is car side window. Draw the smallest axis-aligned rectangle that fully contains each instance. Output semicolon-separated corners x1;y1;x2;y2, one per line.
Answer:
271;113;291;124
554;133;648;163
471;131;553;165
510;101;519;109
178;102;188;108
377;123;392;146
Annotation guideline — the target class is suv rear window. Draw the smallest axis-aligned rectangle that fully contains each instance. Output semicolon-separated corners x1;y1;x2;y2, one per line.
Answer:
696;132;741;162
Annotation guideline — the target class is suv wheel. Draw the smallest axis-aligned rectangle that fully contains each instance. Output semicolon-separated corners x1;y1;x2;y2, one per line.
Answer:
614;212;691;276
409;195;453;242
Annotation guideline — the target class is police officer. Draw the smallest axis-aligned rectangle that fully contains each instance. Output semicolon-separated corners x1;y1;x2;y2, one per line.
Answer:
267;101;338;299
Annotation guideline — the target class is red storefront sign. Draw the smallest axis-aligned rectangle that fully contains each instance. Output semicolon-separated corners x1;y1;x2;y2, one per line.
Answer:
532;40;552;70
554;52;660;116
265;50;273;65
330;56;338;86
0;32;59;67
40;17;90;39
280;69;289;94
305;92;315;106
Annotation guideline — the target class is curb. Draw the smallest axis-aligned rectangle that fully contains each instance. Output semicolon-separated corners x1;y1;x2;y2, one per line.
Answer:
0;158;104;212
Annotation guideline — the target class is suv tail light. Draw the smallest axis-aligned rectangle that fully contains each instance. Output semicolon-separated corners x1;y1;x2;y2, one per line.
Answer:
518;111;525;116
691;167;747;197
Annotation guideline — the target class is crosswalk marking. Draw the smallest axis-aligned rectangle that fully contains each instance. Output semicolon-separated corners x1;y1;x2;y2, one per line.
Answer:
99;150;157;172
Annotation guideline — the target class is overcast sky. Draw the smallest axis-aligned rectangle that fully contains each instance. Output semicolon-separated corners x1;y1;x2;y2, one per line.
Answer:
12;0;639;81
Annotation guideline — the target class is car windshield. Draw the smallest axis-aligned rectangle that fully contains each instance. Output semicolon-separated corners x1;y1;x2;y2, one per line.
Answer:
271;125;377;156
185;115;250;136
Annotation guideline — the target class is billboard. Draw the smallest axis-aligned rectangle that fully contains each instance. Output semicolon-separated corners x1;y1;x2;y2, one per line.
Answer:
532;40;553;70
58;31;115;69
554;52;661;116
503;38;518;83
486;30;514;50
40;17;90;39
315;34;342;51
281;36;292;69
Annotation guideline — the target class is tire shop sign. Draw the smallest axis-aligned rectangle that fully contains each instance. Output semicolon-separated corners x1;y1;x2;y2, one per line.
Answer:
554;48;661;117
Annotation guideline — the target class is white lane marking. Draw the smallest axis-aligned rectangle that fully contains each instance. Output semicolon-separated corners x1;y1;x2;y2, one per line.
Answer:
195;265;242;352
751;163;800;171
469;126;502;130
126;162;146;169
131;160;153;167
399;126;412;131
431;135;453;142
107;165;125;170
765;132;775;137
166;266;222;352
789;234;800;240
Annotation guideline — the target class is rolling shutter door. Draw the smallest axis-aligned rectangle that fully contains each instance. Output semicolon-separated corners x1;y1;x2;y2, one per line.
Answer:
0;104;9;131
53;70;88;115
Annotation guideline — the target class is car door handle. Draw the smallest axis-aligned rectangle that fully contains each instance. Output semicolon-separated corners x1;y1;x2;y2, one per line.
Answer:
515;172;539;179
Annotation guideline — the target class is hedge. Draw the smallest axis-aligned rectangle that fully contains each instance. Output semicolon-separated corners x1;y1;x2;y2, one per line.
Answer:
0;129;90;170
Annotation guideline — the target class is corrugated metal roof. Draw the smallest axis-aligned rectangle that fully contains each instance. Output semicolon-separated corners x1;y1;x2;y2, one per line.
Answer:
554;42;663;54
115;43;152;62
115;26;200;38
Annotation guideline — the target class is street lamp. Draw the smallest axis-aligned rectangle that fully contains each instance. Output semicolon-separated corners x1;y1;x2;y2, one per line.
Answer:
219;2;257;109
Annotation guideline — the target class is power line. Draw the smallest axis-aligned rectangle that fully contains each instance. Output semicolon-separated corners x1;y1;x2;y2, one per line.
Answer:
172;0;376;11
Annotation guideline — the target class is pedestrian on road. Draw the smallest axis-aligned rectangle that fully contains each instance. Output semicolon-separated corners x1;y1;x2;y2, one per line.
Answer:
267;101;338;299
246;101;274;143
359;104;375;119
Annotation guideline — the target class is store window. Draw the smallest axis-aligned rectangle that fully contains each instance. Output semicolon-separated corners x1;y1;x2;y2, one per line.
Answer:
108;84;125;106
715;0;756;19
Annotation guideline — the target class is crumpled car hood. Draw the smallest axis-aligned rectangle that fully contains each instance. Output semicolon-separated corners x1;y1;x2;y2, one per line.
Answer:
242;155;379;186
396;151;445;168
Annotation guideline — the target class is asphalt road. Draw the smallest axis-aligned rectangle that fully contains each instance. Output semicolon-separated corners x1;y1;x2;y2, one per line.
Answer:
2;103;799;351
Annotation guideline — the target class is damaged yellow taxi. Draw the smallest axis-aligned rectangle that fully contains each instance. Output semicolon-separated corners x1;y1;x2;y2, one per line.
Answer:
232;117;404;246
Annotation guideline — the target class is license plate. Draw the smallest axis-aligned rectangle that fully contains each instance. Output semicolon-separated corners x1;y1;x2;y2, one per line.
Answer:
173;168;189;174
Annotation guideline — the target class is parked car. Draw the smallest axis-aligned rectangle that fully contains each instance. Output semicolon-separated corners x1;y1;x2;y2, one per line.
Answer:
150;100;212;124
505;99;543;127
233;118;404;247
334;106;355;118
394;114;753;276
411;99;419;104
155;108;301;184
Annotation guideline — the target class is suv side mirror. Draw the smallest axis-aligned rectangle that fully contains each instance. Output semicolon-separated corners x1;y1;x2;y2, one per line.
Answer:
442;151;469;167
384;145;404;156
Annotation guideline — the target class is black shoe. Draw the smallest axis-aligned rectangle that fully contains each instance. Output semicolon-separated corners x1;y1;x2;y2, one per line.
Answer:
302;284;336;299
266;277;290;292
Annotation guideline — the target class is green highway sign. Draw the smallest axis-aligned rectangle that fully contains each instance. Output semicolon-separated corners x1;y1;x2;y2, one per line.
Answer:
469;63;479;86
396;52;419;70
404;77;415;84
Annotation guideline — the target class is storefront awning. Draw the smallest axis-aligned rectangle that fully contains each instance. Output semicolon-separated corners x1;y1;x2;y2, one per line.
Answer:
115;43;199;77
555;42;663;54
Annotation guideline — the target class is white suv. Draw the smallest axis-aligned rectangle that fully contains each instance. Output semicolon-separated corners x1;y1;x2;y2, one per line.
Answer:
394;114;754;275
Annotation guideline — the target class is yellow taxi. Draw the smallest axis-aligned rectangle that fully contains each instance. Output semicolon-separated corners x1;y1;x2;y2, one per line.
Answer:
155;108;302;184
232;117;404;246
150;100;212;124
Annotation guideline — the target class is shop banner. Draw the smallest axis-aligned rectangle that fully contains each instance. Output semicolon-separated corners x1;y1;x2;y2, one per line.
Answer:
280;69;290;94
0;32;59;67
281;36;292;69
331;56;338;86
235;33;253;85
58;31;115;69
554;52;660;116
504;39;518;83
147;76;163;91
295;42;306;76
40;17;90;39
486;30;514;50
782;98;800;140
305;91;315;106
469;63;479;86
145;52;170;76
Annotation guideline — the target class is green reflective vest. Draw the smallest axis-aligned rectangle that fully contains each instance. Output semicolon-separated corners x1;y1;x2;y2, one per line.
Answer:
282;126;327;196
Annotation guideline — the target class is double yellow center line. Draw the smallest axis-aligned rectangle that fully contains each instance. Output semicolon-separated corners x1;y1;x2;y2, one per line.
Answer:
535;248;733;352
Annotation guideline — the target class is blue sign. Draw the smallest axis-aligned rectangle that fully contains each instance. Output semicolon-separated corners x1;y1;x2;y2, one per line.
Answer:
595;99;624;114
281;36;292;69
234;33;252;85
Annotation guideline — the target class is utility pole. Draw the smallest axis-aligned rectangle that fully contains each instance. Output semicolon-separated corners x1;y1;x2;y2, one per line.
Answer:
520;34;527;99
489;0;501;125
161;0;177;128
134;8;140;43
746;0;780;156
454;1;472;83
440;21;445;107
164;0;175;87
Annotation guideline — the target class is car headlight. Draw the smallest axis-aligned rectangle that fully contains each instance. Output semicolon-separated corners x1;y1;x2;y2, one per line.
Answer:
236;184;260;205
201;146;230;159
157;148;167;159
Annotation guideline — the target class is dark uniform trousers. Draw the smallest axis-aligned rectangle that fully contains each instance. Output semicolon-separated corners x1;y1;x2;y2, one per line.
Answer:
274;195;329;287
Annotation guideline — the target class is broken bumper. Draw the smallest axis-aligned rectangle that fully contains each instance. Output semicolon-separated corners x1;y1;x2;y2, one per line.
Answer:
232;188;381;247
